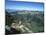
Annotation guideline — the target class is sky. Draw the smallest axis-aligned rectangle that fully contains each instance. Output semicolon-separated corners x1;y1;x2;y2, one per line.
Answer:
5;0;44;11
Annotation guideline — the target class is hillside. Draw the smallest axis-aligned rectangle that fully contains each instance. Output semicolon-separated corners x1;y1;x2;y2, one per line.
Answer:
5;10;44;33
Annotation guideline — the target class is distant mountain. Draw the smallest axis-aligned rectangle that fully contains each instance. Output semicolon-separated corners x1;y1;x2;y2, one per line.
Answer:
5;9;44;15
5;9;16;12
